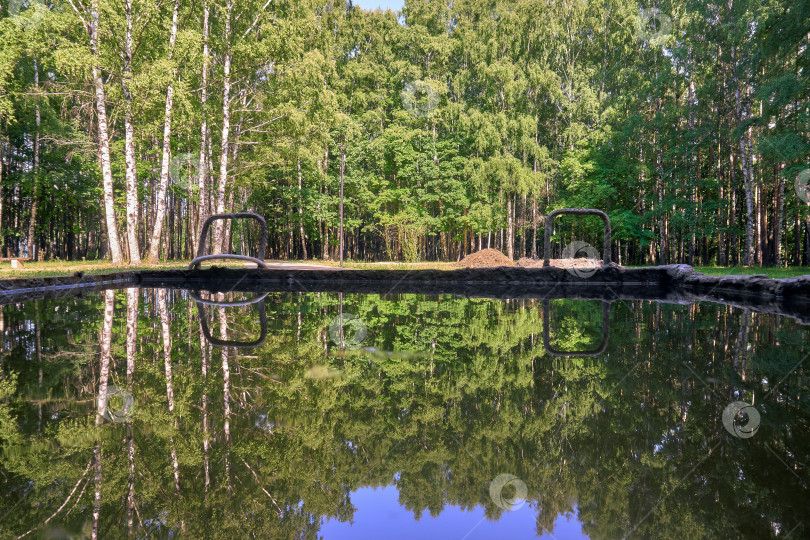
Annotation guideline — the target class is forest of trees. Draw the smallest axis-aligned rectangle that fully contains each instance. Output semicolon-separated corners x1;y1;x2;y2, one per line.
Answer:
0;0;808;265
0;291;808;537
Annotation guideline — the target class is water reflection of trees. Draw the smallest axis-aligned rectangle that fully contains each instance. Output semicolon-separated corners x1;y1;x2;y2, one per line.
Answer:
0;291;807;538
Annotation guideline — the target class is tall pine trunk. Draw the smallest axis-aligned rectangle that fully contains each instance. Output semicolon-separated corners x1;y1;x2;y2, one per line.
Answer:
298;158;307;259
732;45;755;266
27;59;40;260
506;197;514;260
774;164;784;266
0;130;3;257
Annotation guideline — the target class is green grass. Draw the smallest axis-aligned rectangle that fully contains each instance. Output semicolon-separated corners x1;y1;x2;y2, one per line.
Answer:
0;260;186;279
2;259;809;280
693;266;810;278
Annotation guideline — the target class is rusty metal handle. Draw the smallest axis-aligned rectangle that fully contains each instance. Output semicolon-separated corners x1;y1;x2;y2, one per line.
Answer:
188;254;268;270
189;213;268;270
543;208;612;266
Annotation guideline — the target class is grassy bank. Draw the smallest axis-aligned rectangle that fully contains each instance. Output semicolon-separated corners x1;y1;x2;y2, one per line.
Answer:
0;261;187;279
692;266;810;278
1;259;809;280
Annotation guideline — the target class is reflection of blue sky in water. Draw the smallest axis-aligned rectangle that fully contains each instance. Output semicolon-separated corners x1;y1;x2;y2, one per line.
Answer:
353;0;404;11
321;485;588;539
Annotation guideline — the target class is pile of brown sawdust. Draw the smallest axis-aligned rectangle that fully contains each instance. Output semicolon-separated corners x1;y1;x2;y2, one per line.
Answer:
455;249;515;268
455;250;610;269
517;257;604;269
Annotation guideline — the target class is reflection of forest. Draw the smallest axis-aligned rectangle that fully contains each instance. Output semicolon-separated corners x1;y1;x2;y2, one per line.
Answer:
0;290;807;539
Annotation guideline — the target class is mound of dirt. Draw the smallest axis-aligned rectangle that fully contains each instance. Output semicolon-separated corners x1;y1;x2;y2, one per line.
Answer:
455;249;515;268
516;257;605;269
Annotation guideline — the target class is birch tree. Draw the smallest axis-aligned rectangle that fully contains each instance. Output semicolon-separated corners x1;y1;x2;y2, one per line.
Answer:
68;0;124;263
122;0;140;263
146;0;180;262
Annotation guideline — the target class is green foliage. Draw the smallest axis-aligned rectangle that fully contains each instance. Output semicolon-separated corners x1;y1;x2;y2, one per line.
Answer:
0;0;808;264
0;290;808;537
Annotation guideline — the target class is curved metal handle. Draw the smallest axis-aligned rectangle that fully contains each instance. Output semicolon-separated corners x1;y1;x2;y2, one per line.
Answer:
188;254;269;270
543;208;612;266
190;212;268;270
543;300;611;357
195;294;268;348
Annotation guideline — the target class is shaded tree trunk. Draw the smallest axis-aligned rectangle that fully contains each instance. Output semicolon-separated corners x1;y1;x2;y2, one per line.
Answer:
27;59;40;260
506;197;514;260
298;158;307;259
774;165;784;266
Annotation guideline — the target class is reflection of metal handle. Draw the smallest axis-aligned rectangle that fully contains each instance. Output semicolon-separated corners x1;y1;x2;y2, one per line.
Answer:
195;294;268;348
543;300;610;357
190;291;269;307
189;212;268;270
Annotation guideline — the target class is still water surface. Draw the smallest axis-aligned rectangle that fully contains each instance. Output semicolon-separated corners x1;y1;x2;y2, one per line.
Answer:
0;289;807;539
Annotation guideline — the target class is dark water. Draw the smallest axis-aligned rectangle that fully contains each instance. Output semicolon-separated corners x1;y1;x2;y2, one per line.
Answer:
0;289;808;539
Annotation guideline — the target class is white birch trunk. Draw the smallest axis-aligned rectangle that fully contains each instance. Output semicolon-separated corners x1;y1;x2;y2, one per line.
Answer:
147;0;180;262
213;2;234;255
92;289;114;540
90;0;124;263
200;302;211;490
157;289;181;493
123;0;140;263
197;1;211;245
125;287;138;531
218;293;232;491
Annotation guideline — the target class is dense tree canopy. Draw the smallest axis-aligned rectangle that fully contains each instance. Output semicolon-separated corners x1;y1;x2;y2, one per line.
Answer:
0;0;808;265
